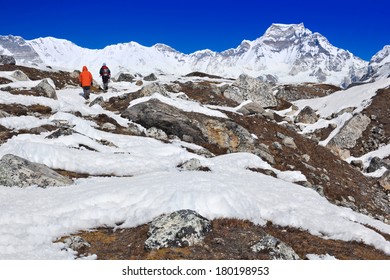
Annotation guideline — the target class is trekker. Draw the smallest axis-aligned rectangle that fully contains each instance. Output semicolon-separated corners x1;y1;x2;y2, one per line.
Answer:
99;63;111;91
79;66;93;100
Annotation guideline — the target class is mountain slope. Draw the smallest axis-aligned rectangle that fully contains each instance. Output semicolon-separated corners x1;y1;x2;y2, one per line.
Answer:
0;64;389;259
362;45;390;81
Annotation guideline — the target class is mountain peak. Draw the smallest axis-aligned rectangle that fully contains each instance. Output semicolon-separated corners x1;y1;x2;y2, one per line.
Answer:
263;23;311;40
371;45;390;64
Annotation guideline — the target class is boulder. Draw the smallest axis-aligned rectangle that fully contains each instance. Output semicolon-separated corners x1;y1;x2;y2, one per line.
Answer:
178;158;209;171
139;82;168;97
367;157;385;173
0;110;11;118
117;73;135;82
327;114;370;150
295;106;318;124
144;209;212;251
251;234;300;260
63;236;91;252
144;73;158;81
0;55;16;65
282;136;297;149
34;78;57;99
0;154;73;188
223;74;277;108
145;127;168;141
379;170;390;191
121;99;270;160
237;102;265;115
45;126;76;139
11;70;29;81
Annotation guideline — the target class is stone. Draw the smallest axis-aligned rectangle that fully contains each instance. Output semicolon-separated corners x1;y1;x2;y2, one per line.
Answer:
379;170;390;191
117;73;135;82
121;99;257;154
139;82;168;97
89;96;104;107
223;74;277;108
178;158;209;171
144;209;212;251
282;137;297;149
101;122;116;131
63;236;90;251
327;114;370;150
145;127;168;141
144;73;158;81
367;157;385;173
0;110;11;118
45;126;76;139
251;234;300;260
0;55;16;65
295;106;318;124
0;154;73;188
237;102;265;115
34;78;57;99
11;70;29;81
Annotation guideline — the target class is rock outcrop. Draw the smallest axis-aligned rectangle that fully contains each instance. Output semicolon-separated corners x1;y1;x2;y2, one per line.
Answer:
0;55;16;65
223;74;277;108
34;78;57;99
327;114;371;155
144;209;212;251
0;154;73;188
295;106;318;124
121;99;273;162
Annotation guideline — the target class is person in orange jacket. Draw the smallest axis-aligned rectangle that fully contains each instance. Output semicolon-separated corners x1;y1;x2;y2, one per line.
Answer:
79;66;93;100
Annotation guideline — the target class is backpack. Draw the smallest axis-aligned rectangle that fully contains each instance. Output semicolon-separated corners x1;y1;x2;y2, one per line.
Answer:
101;66;110;77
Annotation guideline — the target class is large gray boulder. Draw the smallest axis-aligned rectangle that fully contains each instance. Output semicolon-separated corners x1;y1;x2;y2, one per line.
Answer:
11;70;29;81
0;55;16;65
378;170;390;191
139;82;168;97
237;102;265;115
0;154;73;188
144;209;212;251
223;74;277;108
34;79;57;99
295;106;318;124
117;73;135;82
143;73;158;81
327;114;370;150
121;99;275;162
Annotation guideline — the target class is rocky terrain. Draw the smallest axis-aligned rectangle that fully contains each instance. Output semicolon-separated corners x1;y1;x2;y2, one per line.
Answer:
0;59;390;260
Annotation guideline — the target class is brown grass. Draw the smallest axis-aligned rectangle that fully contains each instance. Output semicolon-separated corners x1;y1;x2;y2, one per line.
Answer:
62;218;390;260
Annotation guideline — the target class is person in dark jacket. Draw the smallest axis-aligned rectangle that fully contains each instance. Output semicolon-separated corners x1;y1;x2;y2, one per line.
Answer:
99;63;111;91
79;66;93;100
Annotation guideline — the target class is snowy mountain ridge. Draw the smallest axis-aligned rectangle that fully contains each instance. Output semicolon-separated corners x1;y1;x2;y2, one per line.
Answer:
2;23;388;87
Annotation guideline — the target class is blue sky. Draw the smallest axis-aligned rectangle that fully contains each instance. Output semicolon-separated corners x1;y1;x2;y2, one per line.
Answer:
1;0;389;61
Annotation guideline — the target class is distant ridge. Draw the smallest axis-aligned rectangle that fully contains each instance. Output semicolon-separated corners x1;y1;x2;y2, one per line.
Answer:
0;24;388;86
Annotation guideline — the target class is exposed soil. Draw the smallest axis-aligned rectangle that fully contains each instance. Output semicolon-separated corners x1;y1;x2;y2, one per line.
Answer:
226;112;387;220
0;77;12;84
67;218;390;260
276;83;340;101
0;64;80;89
0;103;52;116
350;87;390;157
184;72;227;79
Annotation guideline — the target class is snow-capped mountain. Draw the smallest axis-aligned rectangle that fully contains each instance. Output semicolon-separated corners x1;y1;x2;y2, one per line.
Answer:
0;35;42;64
0;23;376;86
362;45;390;82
